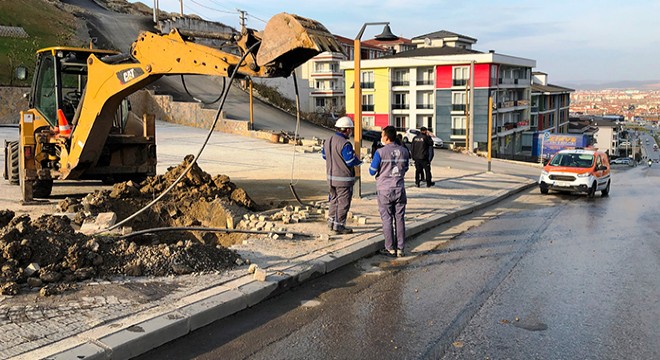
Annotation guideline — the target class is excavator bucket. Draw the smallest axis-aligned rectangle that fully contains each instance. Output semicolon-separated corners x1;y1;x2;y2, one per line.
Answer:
256;13;343;75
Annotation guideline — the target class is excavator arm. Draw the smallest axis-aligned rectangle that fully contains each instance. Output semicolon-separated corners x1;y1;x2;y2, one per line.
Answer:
59;12;342;179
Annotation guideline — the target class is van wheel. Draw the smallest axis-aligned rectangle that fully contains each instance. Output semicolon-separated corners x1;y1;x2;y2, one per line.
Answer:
587;182;597;198
539;183;549;194
601;180;611;197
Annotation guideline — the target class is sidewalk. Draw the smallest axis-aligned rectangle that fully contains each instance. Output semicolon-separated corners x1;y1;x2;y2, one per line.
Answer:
1;172;535;360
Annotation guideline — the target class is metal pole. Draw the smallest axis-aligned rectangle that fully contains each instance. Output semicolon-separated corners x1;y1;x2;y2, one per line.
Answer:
488;96;493;172
180;0;184;16
468;60;475;152
249;79;254;130
153;0;158;23
353;37;362;199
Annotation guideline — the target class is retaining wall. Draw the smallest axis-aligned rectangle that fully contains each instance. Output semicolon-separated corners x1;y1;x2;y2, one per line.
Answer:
0;87;29;124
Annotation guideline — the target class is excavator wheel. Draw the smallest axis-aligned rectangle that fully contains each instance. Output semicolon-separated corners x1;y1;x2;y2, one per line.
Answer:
4;140;19;185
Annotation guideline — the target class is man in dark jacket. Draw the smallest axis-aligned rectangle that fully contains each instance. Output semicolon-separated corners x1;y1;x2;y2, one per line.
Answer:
322;116;362;235
411;127;435;187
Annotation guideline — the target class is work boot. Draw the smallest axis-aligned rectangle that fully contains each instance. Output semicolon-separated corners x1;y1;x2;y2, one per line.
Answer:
333;226;353;235
327;219;334;230
379;248;396;257
396;249;405;258
415;182;420;188
427;181;436;187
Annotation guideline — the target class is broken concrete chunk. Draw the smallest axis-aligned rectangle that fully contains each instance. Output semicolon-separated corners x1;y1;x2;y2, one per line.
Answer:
358;217;368;225
24;263;41;277
248;264;258;274
95;212;117;227
253;267;267;282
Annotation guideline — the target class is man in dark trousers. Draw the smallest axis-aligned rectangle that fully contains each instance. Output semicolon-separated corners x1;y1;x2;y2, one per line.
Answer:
369;126;409;257
322;116;362;235
411;127;435;187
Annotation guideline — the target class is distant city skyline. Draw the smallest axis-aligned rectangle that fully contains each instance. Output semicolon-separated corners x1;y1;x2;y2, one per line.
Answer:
131;0;660;86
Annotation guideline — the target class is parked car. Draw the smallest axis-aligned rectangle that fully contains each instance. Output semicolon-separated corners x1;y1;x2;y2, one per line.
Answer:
610;157;633;165
403;129;444;148
362;129;381;142
538;148;611;198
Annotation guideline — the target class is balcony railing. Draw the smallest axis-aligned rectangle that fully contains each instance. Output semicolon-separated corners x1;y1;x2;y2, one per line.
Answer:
452;104;467;111
360;82;374;89
416;104;433;109
392;104;410;110
416;79;434;86
362;104;375;112
453;79;467;86
392;80;410;86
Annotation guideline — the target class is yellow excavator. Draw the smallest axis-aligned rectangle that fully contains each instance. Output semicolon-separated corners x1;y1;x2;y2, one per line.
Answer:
3;13;341;201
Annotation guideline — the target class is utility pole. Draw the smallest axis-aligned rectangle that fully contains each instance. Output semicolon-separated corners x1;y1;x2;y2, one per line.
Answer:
468;60;475;152
238;9;247;28
153;0;159;23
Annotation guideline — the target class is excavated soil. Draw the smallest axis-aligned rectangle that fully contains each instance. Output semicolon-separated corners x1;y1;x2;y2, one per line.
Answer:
0;156;259;296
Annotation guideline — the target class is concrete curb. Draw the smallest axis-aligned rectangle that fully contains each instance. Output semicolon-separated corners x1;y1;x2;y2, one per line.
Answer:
36;180;536;360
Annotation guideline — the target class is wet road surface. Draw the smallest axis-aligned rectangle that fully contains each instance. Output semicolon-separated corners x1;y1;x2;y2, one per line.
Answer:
136;162;658;359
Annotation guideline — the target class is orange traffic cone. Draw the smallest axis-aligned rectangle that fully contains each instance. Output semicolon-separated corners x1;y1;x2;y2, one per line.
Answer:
57;109;72;138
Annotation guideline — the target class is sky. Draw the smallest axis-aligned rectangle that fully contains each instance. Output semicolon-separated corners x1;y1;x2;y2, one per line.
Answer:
131;0;660;85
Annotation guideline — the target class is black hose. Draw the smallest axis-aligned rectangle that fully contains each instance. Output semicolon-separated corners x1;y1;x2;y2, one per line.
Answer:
180;74;225;105
116;226;313;240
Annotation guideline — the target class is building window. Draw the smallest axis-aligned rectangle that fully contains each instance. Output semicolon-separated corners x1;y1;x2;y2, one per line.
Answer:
451;116;466;135
394;116;408;132
452;92;467;112
316;98;326;107
417;68;434;85
362;116;375;128
393;93;408;109
361;71;374;88
362;94;374;112
392;70;409;86
453;66;469;86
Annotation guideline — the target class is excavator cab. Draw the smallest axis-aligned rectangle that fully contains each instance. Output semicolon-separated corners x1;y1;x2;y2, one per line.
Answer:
29;48;129;132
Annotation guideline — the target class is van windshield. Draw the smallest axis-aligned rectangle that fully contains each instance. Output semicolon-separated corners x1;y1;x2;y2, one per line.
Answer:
550;153;594;168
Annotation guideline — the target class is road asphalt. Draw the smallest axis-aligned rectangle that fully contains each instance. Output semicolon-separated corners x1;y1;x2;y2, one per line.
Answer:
0;122;539;360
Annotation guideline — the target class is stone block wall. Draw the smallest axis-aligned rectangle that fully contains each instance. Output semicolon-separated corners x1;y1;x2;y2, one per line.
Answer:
128;90;255;136
0;87;29;124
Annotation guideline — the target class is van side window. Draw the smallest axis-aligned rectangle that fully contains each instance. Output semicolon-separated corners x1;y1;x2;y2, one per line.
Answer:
596;155;602;168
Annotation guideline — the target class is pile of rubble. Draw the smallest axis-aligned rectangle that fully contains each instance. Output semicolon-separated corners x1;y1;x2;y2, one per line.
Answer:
0;156;261;296
58;155;256;246
0;210;242;296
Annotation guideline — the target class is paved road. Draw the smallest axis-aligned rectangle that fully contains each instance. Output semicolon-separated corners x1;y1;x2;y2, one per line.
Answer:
136;164;658;359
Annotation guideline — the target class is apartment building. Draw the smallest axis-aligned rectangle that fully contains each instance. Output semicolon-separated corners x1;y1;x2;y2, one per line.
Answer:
341;30;537;157
254;35;391;115
522;72;575;156
530;72;574;133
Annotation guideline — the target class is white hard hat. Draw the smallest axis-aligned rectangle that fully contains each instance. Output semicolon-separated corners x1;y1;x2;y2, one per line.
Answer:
335;116;354;128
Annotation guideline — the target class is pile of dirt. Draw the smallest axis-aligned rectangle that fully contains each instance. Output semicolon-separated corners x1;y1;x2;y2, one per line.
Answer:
0;156;260;296
0;210;242;296
59;155;256;246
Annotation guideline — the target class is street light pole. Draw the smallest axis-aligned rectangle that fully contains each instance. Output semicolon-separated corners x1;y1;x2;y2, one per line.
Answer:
352;22;397;199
